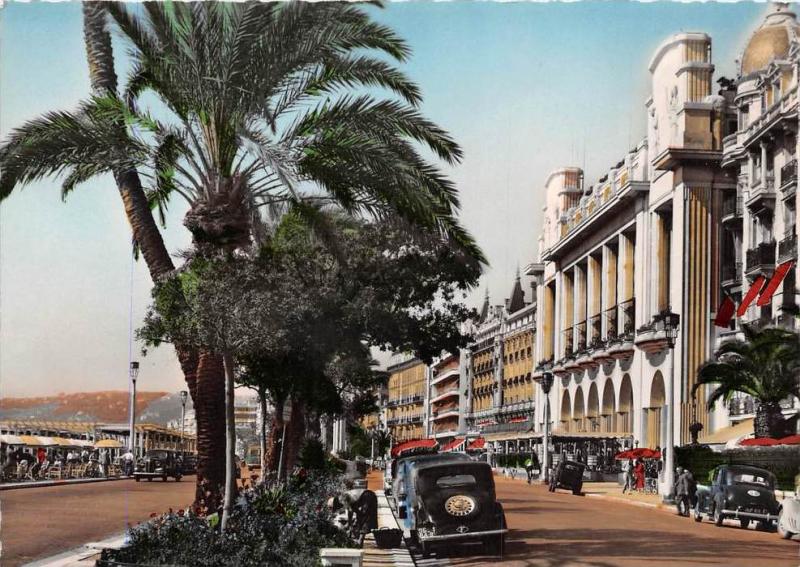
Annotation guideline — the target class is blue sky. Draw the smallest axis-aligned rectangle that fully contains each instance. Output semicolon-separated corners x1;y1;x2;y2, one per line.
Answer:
0;1;765;396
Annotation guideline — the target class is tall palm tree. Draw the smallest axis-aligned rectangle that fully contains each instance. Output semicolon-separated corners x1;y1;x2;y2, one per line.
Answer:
694;326;800;438
1;1;483;519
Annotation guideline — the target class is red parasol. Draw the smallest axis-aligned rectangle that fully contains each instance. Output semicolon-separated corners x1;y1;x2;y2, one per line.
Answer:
390;438;438;458
740;437;780;447
779;434;800;445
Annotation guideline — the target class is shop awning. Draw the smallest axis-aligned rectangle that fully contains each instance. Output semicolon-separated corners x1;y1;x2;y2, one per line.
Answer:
737;276;766;317
699;418;754;445
0;434;25;445
467;437;485;451
95;439;124;448
551;431;634;440
757;260;794;306
18;435;54;447
390;438;438;459
441;438;466;452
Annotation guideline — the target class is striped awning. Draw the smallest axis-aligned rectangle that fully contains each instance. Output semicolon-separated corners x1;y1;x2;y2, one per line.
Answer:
94;439;124;448
441;438;466;452
0;434;25;445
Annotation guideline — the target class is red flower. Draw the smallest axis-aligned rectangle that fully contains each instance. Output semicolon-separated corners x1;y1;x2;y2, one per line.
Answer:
178;509;185;517
149;512;158;518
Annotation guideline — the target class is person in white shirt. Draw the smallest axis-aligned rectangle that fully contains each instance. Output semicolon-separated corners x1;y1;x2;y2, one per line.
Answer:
121;450;135;476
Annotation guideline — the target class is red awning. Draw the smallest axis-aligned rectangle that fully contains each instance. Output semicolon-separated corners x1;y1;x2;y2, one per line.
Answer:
714;296;736;328
467;437;486;451
616;448;659;460
508;417;528;423
390;438;438;459
737;276;766;317
779;434;800;445
757;261;794;306
740;437;780;446
441;437;466;453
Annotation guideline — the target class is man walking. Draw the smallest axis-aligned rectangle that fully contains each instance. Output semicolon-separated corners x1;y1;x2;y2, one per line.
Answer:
524;453;539;484
121;449;135;476
674;467;690;516
622;458;634;494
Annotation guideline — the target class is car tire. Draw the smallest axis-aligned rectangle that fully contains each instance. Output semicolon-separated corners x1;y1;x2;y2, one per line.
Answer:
134;477;140;483
739;519;750;530
572;482;583;496
713;504;724;527
778;509;793;540
420;542;431;559
147;477;152;482
485;536;503;556
174;475;181;482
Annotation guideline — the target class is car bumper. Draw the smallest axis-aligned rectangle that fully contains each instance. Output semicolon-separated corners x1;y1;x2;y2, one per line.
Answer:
418;528;508;542
134;471;166;477
722;509;777;522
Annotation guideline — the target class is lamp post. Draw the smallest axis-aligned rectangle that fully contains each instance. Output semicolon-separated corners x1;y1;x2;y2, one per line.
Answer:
179;390;188;454
128;361;140;455
654;308;680;502
536;371;555;482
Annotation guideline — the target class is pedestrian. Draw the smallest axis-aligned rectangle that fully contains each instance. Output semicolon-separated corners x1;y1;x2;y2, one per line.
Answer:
674;466;689;516
121;449;135;476
100;449;111;477
525;453;539;484
633;459;645;492
684;467;697;509
36;447;46;465
81;448;89;463
622;458;634;493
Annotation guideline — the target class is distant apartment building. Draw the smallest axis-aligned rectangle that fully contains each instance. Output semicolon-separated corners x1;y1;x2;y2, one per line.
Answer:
385;354;426;443
426;353;464;446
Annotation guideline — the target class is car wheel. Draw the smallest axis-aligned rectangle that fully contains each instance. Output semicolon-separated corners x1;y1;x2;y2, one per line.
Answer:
174;475;182;482
778;509;793;540
572;482;583;496
134;477;140;483
713;504;724;527
420;542;431;559
147;477;152;482
739;519;751;530
485;536;503;556
162;475;168;482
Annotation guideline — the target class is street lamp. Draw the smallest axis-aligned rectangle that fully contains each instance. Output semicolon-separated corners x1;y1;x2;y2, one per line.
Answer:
179;390;188;454
654;308;680;502
536;370;555;483
128;361;140;455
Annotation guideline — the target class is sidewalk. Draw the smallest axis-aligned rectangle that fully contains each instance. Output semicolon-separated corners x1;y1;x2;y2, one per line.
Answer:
582;481;668;510
1;475;131;491
23;534;125;567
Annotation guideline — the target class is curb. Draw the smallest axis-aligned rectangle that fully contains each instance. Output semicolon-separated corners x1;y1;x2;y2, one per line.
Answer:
1;476;131;491
584;492;664;510
23;533;126;567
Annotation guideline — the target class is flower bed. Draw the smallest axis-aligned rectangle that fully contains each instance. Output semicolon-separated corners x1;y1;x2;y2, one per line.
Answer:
101;471;354;566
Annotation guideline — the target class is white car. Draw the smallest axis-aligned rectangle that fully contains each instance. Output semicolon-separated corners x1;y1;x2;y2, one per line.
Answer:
778;495;800;539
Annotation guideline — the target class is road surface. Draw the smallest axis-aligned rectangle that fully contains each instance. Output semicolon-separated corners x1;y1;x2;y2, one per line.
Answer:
1;477;195;567
413;476;800;567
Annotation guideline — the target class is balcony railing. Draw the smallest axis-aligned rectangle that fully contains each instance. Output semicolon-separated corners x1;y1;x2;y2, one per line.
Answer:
721;261;743;286
619;299;635;337
589;313;602;344
721;194;743;220
562;327;574;355
781;159;797;190
575;320;587;351
605;305;618;340
779;234;797;263
480;419;533;434
729;395;797;417
746;241;777;275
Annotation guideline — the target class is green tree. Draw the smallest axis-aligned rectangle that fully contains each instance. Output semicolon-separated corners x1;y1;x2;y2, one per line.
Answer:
694;326;800;438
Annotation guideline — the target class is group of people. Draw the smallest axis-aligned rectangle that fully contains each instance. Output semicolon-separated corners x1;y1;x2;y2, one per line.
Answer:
620;458;660;493
1;444;134;481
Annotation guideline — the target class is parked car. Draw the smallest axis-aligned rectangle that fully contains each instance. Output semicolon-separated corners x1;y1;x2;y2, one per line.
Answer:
694;464;779;529
390;452;470;506
134;449;183;482
778;495;800;539
401;460;507;557
549;460;585;495
180;452;197;475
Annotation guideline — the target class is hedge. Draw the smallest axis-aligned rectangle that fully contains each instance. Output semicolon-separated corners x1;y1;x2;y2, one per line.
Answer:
676;445;800;490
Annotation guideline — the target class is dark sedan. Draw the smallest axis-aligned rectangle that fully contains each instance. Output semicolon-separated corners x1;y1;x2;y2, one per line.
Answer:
694;464;779;529
134;449;183;482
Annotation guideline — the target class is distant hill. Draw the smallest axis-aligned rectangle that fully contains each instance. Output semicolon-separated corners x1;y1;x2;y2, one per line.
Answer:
0;390;191;424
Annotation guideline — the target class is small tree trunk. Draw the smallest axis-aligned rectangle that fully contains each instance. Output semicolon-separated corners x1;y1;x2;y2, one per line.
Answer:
259;387;268;476
221;351;237;531
265;395;285;474
283;399;306;475
754;401;786;438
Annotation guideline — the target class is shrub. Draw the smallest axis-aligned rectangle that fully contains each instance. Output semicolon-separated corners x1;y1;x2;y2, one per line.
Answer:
104;472;354;566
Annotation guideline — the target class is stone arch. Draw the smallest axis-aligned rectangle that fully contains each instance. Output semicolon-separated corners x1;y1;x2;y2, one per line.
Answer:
573;385;586;432
618;373;634;433
601;379;616;432
560;390;572;431
646;370;666;448
649;370;666;408
587;382;600;417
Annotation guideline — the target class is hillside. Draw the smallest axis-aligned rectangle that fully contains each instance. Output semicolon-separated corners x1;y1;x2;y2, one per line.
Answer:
0;390;178;423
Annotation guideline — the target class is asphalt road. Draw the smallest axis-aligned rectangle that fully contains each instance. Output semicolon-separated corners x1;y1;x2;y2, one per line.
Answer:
414;476;800;567
1;476;196;567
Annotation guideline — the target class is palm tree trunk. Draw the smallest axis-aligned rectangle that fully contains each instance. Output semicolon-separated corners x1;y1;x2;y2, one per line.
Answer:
194;351;226;512
265;394;285;474
754;401;786;438
221;351;237;531
82;2;226;510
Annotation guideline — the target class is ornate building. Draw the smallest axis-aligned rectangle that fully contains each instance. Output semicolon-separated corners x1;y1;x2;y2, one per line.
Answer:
385;353;427;443
530;3;800;494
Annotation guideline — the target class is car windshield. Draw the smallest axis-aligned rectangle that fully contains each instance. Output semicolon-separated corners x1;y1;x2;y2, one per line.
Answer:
145;450;169;459
436;474;477;488
727;471;772;488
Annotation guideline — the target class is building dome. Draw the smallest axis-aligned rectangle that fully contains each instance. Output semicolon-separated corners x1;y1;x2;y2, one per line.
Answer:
740;3;800;76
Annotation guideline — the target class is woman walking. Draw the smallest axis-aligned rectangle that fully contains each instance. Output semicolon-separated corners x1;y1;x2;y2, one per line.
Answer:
633;459;645;492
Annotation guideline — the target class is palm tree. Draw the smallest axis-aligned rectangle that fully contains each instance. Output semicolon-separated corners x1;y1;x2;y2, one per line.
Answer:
694;326;800;438
1;1;483;521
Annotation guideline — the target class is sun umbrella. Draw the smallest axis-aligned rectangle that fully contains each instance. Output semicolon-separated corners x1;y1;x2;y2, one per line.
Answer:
778;434;800;445
740;437;780;446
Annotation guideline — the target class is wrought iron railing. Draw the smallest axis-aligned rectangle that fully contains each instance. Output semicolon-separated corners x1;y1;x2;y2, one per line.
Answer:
589;313;602;345
575;320;587;351
605;305;618;340
721;261;743;285
721;193;743;219
562;327;574;355
619;299;636;336
778;234;797;263
746;241;777;274
781;159;797;189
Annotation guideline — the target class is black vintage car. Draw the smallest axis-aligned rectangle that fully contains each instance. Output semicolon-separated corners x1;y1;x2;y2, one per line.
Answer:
549;460;585;495
406;460;507;557
134;449;183;482
694;464;779;529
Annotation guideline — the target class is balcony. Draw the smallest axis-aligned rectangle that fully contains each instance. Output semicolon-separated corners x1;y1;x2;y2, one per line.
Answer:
746;174;776;212
745;241;776;276
781;159;797;199
728;395;798;419
431;407;460;421
431;367;459;386
721;193;743;224
431;386;460;404
619;299;635;337
562;327;574;356
480;419;534;435
589;313;602;345
720;261;743;289
778;234;797;263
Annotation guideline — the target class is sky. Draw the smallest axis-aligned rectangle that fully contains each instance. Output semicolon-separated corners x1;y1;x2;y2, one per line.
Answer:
0;1;767;397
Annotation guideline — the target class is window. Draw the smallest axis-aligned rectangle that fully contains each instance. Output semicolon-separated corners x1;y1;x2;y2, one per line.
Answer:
436;474;477;488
